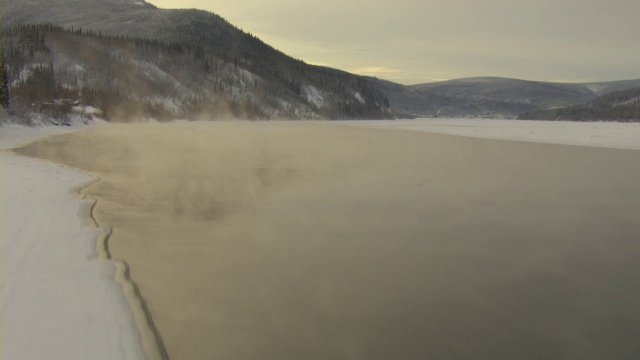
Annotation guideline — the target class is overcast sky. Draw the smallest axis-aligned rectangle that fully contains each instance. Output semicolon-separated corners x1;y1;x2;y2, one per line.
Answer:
149;0;639;85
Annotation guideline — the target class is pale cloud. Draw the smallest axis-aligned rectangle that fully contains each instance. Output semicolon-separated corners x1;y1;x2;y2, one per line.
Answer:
305;61;333;68
149;0;640;85
351;67;402;76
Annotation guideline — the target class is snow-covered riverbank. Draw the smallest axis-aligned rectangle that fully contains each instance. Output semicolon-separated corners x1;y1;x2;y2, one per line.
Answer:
1;123;146;360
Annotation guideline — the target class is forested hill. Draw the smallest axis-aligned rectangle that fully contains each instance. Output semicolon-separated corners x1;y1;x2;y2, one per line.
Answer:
3;0;278;60
0;24;390;122
1;0;392;123
4;0;311;75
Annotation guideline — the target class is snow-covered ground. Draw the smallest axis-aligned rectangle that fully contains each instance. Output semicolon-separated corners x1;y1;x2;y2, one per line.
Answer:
1;123;146;360
341;118;640;150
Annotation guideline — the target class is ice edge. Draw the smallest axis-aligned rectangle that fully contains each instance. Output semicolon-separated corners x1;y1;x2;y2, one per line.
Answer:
77;178;170;360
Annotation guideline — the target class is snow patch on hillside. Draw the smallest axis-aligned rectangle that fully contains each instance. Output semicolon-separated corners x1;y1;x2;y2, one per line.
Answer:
72;105;103;116
236;67;259;88
149;97;183;115
136;60;193;97
275;99;317;119
614;96;640;107
582;84;607;94
52;53;89;89
71;64;86;73
303;85;325;108
12;63;47;86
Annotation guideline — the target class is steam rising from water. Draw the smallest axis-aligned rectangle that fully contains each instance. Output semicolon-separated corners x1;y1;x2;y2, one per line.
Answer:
16;122;640;359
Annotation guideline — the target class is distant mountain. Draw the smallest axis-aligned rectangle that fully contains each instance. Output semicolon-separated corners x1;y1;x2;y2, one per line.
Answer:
412;77;592;110
371;78;539;118
581;79;640;96
518;87;640;122
410;77;640;113
1;0;391;122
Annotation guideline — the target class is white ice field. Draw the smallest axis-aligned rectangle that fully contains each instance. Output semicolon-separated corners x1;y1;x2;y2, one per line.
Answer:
341;118;640;150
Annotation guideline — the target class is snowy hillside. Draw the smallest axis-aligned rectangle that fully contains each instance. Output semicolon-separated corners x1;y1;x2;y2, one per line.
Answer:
1;25;390;122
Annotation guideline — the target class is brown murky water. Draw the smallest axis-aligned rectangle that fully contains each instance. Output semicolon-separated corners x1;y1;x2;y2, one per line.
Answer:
17;122;640;359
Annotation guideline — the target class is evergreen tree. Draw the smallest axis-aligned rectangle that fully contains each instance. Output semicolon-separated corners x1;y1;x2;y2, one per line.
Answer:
0;61;9;109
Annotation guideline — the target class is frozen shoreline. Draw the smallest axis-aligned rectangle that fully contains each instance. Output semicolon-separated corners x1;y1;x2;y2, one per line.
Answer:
1;123;147;360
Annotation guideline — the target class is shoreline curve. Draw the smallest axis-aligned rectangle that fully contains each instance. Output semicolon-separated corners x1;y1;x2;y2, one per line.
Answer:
5;128;168;360
77;174;171;360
